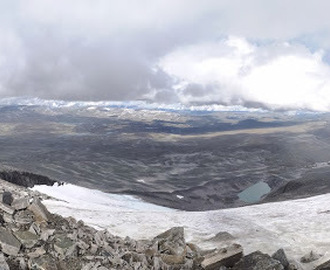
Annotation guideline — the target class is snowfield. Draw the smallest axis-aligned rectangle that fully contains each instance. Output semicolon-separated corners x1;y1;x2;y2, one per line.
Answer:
33;183;330;269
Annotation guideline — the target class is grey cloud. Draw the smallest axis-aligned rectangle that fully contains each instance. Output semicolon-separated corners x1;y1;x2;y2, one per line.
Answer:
1;0;330;106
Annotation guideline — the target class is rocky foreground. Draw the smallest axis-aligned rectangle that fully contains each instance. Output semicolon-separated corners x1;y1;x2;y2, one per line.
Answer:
0;177;328;269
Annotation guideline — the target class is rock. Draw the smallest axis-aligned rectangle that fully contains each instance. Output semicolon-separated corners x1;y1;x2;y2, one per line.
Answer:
0;227;21;256
201;243;243;270
16;256;27;270
315;260;330;270
154;227;186;256
27;198;52;223
27;247;46;258
288;263;299;270
1;192;13;206
161;252;186;265
0;202;14;215
14;230;39;249
54;235;76;257
94;230;107;247
0;253;9;270
272;248;289;269
82;262;94;270
28;222;41;235
300;250;322;263
40;229;55;242
3;213;14;224
29;255;59;270
12;198;30;210
14;210;35;226
207;231;235;242
233;251;284;270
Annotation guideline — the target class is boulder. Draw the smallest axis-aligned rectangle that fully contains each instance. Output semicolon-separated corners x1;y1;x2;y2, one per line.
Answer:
272;249;289;270
314;259;330;270
154;227;186;256
161;253;186;265
12;198;30;210
28;222;41;235
0;202;14;215
27;247;46;258
207;231;235;242
0;253;9;270
0;227;21;256
29;255;59;270
201;244;243;270
14;230;39;249
2;213;13;224
40;229;55;242
233;251;284;270
54;235;76;257
27;198;52;223
1;192;13;206
300;250;322;263
14;210;35;226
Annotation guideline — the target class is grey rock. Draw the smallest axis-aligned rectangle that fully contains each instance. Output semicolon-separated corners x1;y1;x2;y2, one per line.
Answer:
29;255;58;270
94;230;106;247
202;243;243;270
207;231;235;242
14;230;39;249
2;213;13;224
161;252;186;265
16;256;27;270
154;227;186;256
14;210;34;226
0;202;14;215
27;247;46;258
233;251;284;270
28;222;41;235
27;198;52;223
272;248;289;269
1;192;13;206
0;227;21;256
0;253;9;270
40;229;55;242
54;235;76;257
82;262;94;270
89;243;98;255
300;250;322;263
11;198;30;210
315;259;330;270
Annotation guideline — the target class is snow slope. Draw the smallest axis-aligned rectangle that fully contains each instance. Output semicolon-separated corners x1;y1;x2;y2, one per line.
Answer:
33;183;330;269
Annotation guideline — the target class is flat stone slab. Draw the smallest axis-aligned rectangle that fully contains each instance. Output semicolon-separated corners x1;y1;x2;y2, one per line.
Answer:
14;230;39;249
0;227;21;256
202;244;243;270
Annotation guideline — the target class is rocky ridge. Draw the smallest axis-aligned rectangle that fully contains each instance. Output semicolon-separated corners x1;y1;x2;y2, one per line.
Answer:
0;177;327;269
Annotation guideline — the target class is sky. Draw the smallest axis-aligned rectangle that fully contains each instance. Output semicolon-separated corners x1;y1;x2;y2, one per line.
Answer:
2;0;330;110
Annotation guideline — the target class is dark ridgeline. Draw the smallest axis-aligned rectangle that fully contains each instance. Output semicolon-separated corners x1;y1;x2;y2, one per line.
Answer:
0;171;58;188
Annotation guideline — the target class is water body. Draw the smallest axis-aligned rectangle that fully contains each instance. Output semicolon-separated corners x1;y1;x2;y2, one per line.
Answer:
239;181;271;203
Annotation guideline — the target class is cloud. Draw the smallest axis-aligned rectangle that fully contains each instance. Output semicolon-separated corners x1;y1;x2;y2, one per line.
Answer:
159;37;330;111
1;1;330;110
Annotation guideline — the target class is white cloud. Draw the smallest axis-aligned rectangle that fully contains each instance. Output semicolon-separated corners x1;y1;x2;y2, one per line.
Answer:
159;37;330;111
1;1;330;109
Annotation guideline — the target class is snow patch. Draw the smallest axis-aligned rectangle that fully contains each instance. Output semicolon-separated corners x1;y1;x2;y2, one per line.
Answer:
32;183;330;269
137;179;146;183
176;195;184;199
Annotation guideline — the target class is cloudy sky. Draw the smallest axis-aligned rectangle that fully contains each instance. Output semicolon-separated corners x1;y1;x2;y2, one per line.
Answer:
2;0;330;110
